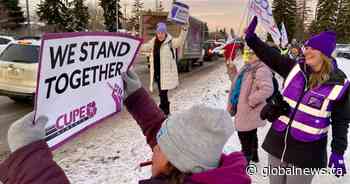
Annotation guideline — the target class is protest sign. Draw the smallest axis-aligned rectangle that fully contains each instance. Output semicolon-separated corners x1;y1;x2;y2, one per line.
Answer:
280;22;289;48
168;1;190;25
248;0;281;45
34;32;142;149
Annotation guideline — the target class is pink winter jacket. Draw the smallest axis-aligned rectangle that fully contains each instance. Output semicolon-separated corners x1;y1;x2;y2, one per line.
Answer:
228;61;274;132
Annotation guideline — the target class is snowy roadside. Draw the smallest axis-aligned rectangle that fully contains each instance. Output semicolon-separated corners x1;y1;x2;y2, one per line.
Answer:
55;61;350;184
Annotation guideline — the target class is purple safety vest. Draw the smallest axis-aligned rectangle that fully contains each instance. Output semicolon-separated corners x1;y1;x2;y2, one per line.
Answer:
272;64;350;142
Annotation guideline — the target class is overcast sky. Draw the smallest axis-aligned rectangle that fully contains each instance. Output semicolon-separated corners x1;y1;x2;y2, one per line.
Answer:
21;0;317;33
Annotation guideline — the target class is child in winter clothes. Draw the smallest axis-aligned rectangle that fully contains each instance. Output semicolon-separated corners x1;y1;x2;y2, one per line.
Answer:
246;16;350;183
0;71;251;184
227;48;274;163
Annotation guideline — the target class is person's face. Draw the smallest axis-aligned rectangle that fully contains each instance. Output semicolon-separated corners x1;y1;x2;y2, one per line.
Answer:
156;32;167;41
304;46;323;72
291;48;299;55
244;49;257;63
152;145;172;177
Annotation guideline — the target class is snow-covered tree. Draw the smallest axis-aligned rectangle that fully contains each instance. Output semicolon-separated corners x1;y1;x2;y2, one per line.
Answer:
67;0;90;31
100;0;123;32
311;0;338;34
0;0;25;29
129;0;144;31
335;0;350;43
295;0;313;40
37;0;70;32
272;0;298;41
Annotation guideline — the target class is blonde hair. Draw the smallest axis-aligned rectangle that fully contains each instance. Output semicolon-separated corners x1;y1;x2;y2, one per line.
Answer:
308;54;333;89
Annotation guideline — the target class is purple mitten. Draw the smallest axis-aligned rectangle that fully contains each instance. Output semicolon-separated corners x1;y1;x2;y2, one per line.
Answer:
245;16;258;39
328;152;347;177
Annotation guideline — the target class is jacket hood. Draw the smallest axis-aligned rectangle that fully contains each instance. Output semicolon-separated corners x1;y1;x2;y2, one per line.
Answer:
189;152;251;184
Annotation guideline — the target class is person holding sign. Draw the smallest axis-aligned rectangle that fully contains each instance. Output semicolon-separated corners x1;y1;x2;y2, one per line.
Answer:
0;113;70;184
246;16;350;183
0;70;251;184
141;22;188;116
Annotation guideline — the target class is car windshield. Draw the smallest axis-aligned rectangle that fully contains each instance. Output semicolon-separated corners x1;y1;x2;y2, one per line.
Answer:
0;44;39;63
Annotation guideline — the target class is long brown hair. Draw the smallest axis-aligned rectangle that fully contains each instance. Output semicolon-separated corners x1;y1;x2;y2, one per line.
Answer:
308;54;333;89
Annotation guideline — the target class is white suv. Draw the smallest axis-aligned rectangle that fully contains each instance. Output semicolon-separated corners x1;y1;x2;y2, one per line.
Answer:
0;36;14;54
0;38;41;102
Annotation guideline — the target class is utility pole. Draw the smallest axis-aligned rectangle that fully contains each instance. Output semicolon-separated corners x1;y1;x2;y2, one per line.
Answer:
155;0;159;12
116;0;119;31
26;0;31;35
124;2;128;29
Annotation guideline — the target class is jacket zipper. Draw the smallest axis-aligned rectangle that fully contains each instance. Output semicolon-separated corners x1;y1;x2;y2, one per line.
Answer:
281;72;308;162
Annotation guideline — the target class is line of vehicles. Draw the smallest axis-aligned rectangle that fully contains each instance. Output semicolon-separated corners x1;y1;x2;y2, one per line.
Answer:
0;31;349;104
0;11;229;104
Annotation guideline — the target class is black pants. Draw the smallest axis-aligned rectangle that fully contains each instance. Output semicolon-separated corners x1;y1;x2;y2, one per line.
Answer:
156;80;170;115
238;129;258;163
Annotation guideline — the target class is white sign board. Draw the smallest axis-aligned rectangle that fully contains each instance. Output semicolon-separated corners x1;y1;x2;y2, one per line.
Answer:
34;32;142;149
248;0;281;45
168;1;190;25
280;22;289;48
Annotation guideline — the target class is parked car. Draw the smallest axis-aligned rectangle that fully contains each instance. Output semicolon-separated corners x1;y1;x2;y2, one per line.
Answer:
0;36;14;54
0;37;41;103
203;41;219;61
335;44;350;59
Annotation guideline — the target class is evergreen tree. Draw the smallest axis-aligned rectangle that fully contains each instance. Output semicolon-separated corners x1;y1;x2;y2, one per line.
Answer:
100;0;123;32
67;0;90;31
295;0;312;40
0;0;25;29
37;0;70;31
312;0;338;33
129;0;144;31
272;0;298;42
335;0;350;43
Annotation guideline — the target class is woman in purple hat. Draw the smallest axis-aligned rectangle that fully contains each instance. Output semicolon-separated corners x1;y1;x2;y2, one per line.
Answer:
141;22;188;116
245;16;350;183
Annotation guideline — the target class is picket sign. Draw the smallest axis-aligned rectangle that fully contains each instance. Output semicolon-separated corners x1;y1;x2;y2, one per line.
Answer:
280;22;289;48
34;32;142;149
168;1;190;25
248;0;281;45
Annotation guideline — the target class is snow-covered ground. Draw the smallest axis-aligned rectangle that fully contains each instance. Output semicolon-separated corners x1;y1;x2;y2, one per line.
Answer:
55;60;350;184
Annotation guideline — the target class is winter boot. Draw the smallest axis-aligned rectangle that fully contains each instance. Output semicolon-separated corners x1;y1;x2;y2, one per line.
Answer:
251;133;259;163
159;102;170;116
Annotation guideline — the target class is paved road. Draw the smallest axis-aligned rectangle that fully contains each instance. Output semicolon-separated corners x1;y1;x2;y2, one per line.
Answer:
0;56;224;160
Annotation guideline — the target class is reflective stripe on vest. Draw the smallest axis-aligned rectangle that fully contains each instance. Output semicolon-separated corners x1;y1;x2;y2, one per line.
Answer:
283;96;331;118
278;115;330;135
282;64;301;94
279;64;349;137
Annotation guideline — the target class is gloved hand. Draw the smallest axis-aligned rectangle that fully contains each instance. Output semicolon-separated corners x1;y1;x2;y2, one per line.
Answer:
245;16;258;40
8;112;48;153
328;152;347;177
121;70;142;100
260;94;290;122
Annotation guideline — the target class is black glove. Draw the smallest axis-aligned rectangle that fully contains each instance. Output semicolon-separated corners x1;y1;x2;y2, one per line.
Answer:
261;93;291;122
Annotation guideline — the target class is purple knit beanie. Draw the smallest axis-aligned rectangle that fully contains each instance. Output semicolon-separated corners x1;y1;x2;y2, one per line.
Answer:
156;22;167;33
304;31;336;58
